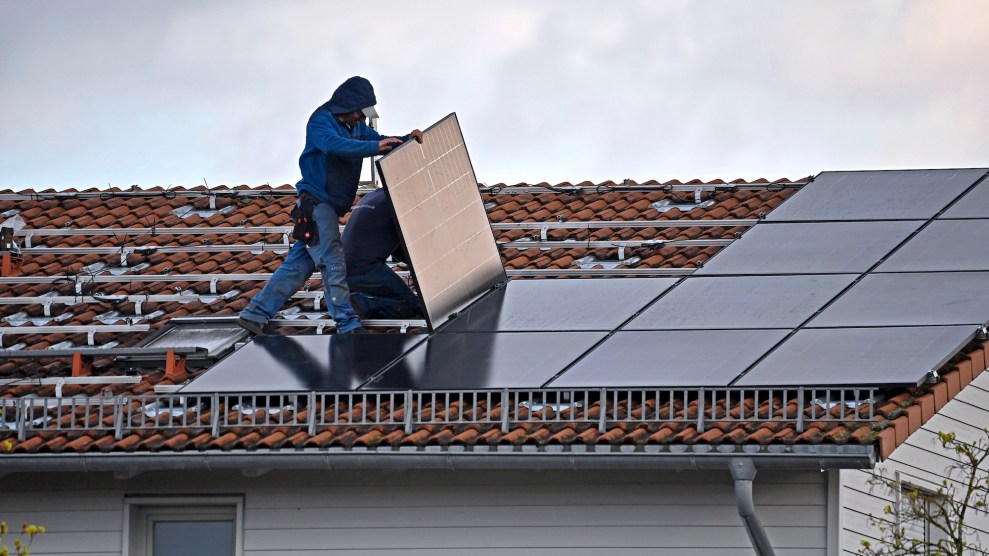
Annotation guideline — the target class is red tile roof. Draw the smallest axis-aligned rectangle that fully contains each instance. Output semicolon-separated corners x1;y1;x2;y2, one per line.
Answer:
1;179;985;463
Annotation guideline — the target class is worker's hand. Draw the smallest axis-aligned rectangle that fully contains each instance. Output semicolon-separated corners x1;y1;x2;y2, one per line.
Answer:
410;129;424;143
378;137;403;153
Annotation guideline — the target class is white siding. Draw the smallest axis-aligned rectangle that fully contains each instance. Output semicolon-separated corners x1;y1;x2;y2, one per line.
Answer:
0;466;829;555
841;371;989;554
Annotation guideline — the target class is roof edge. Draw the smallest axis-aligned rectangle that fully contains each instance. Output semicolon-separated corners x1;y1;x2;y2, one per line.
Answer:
0;444;875;474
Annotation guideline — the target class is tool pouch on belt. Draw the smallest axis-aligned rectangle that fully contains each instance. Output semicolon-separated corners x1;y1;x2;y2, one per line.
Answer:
291;193;319;245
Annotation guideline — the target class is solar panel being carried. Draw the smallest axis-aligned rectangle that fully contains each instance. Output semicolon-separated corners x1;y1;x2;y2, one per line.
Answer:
377;113;506;330
765;169;987;222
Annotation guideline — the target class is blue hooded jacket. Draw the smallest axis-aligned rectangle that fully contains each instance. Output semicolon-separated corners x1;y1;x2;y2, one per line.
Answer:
295;76;405;216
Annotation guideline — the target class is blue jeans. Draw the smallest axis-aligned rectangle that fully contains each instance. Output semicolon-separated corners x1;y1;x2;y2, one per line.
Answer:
347;261;423;319
241;203;363;333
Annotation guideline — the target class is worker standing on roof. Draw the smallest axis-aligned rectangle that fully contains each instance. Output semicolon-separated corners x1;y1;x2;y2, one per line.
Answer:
343;188;424;319
238;76;423;335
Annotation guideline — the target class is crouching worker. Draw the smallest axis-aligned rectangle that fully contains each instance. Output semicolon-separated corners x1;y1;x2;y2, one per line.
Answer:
343;188;424;320
238;76;423;335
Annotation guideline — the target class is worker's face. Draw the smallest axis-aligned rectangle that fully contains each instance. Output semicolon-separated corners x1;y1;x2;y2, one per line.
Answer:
336;110;366;127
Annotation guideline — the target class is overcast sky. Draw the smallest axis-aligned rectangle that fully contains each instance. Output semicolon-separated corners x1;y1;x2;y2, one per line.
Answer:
1;0;987;191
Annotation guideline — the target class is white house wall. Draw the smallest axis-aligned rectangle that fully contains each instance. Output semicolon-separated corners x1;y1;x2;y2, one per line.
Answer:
0;467;830;555
841;372;989;554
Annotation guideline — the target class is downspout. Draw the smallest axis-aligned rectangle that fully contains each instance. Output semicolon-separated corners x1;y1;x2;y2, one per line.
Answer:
731;458;775;556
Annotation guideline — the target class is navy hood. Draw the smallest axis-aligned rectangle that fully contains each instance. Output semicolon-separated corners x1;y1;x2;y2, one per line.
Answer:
323;76;377;115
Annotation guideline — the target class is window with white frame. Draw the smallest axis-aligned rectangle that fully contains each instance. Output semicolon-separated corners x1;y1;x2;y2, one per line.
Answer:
124;496;243;556
895;474;949;551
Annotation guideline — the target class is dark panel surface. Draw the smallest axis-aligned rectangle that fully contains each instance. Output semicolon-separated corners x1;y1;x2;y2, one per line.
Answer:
694;221;920;275
939;173;989;219
735;326;977;387
766;169;986;222
180;334;427;393
440;277;678;332
549;329;790;387
377;113;506;331
810;272;989;327
625;274;856;330
877;220;989;272
363;331;606;390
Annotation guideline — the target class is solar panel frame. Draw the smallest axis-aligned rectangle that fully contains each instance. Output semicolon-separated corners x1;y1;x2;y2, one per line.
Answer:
694;220;922;276
548;329;792;388
734;326;978;387
809;272;989;328
624;274;857;330
875;219;989;273
377;113;507;331
938;172;989;219
765;169;987;222
439;277;678;333
179;334;429;393
361;331;608;390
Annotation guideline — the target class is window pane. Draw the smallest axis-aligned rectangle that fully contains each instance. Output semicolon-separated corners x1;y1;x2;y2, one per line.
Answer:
153;520;233;556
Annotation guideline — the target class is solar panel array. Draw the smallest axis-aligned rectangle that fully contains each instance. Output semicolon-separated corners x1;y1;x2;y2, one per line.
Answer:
183;130;989;393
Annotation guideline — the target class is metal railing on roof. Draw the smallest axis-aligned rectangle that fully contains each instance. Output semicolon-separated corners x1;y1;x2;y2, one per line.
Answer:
0;266;696;289
12;219;756;247
499;238;733;250
15;226;293;247
0;185;371;202
0;182;804;202
0;325;150;345
478;182;806;194
492;219;757;231
0;386;876;442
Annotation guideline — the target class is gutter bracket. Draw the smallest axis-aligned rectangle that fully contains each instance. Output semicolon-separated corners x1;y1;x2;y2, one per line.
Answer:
730;458;776;556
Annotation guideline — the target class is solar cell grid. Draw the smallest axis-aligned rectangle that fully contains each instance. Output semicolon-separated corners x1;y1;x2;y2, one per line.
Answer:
378;113;507;330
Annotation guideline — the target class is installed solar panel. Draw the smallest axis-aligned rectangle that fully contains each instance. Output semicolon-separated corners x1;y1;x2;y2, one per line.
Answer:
810;272;989;328
625;274;856;330
180;334;428;393
694;221;920;275
548;329;790;388
439;277;677;332
377;113;506;330
766;169;987;222
939;172;989;219
362;331;607;390
735;326;978;387
876;220;989;272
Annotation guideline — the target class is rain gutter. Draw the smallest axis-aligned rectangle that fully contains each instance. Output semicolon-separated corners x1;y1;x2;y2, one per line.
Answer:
0;445;874;474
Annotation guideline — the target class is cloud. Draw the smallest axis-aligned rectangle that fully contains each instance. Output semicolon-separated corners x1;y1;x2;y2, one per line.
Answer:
0;0;987;190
